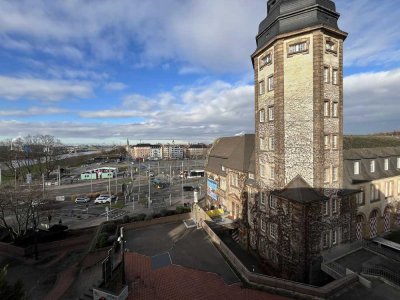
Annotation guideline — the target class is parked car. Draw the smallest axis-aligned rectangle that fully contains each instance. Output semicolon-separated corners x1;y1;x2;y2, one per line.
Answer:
94;194;111;204
183;185;199;192
75;195;90;203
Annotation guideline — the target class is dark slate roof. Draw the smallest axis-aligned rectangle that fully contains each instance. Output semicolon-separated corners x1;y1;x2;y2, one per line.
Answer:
343;147;400;187
188;144;208;149
255;0;346;52
206;134;255;176
273;175;327;203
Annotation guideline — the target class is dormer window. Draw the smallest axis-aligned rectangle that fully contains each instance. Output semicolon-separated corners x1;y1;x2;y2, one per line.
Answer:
288;42;307;54
325;39;338;54
260;53;272;69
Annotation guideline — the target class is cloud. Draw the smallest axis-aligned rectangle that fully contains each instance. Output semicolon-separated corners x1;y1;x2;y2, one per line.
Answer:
336;0;400;67
0;75;93;101
103;82;128;91
344;68;400;133
0;107;68;117
0;0;265;72
1;80;253;142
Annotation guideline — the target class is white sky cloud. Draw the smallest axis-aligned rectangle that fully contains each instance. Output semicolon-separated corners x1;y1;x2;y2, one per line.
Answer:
0;107;68;117
0;75;93;101
103;82;128;91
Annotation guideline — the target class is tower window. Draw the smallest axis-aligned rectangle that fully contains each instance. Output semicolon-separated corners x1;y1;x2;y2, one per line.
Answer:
332;167;338;182
324;66;330;83
270;166;275;180
268;136;275;151
397;157;400;169
269;223;278;239
332;199;338;213
324;100;330;117
332;135;338;149
325;40;337;53
267;75;274;91
268;106;274;121
259;80;265;95
384;158;389;170
332;102;338;117
259;109;265;123
324;168;330;183
324;135;330;149
288;41;307;54
332;68;338;85
260;53;272;68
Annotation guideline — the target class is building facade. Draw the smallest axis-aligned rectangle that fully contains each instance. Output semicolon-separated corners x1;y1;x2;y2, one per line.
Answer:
150;145;163;160
186;144;209;159
344;147;400;240
133;144;152;159
162;144;184;160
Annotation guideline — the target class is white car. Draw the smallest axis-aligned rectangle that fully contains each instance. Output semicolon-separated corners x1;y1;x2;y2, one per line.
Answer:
94;195;111;204
75;195;90;203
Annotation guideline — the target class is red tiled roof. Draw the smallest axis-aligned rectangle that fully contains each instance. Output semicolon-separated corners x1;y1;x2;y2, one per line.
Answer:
125;252;290;300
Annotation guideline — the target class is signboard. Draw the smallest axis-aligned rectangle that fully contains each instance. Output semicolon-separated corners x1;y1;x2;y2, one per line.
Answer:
207;178;218;201
55;196;65;201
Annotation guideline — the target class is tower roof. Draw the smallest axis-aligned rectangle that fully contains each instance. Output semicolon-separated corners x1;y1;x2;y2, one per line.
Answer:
256;0;345;52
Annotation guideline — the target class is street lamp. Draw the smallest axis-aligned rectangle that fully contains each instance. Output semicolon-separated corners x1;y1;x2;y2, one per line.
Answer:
193;190;200;229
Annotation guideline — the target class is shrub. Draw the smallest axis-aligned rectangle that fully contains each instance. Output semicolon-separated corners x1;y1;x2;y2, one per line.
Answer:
144;214;153;221
137;213;146;221
160;209;168;217
122;215;131;223
97;233;109;248
182;207;191;213
49;224;68;232
165;210;175;216
152;213;161;219
102;222;117;234
176;206;184;214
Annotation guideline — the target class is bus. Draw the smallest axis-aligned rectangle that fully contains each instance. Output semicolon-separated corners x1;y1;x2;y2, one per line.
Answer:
187;169;205;178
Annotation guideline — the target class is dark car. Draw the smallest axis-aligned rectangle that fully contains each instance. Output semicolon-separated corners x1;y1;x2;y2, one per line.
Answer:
183;185;199;192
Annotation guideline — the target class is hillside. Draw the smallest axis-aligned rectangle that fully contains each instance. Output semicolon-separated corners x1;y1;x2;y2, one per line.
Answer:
344;135;400;150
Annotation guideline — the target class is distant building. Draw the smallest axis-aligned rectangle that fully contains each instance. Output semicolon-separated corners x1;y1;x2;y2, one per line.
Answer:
133;144;151;159
162;144;184;160
150;145;163;160
186;143;209;159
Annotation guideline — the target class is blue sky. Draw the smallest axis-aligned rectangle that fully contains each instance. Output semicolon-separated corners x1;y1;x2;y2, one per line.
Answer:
0;0;399;145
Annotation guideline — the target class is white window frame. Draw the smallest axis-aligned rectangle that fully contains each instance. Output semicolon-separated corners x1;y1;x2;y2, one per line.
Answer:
332;135;338;149
332;68;338;85
267;75;274;91
384;158;389;171
260;192;265;205
324;100;330;117
397;157;400;169
324;135;330;149
332;199;337;213
332;102;338;117
323;201;329;215
269;195;277;209
288;42;307;54
332;229;338;245
270;166;275;180
268;136;275;151
370;160;375;173
248;173;254;180
260;138;265;150
260;165;265;178
268;106;274;121
259;80;265;95
261;218;266;232
324;66;330;83
354;161;360;175
259;109;265;123
269;223;278;239
332;167;338;182
324;168;330;183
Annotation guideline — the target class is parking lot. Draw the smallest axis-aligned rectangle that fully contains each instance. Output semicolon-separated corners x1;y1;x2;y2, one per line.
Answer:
124;221;239;284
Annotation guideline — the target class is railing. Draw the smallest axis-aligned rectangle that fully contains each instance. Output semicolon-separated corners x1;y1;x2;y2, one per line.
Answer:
322;240;364;263
363;241;400;263
322;261;347;279
362;265;400;287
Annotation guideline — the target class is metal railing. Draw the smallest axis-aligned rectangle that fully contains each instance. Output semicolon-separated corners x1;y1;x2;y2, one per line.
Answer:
363;241;400;263
362;265;400;287
324;261;347;278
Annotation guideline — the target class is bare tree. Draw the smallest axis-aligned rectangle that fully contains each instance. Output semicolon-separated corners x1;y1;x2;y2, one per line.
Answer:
0;185;47;241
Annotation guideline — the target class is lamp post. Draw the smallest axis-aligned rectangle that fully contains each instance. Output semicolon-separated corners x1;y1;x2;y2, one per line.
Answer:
193;190;199;229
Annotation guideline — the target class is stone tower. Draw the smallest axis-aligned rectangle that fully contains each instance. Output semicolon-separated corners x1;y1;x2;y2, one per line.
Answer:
253;0;347;192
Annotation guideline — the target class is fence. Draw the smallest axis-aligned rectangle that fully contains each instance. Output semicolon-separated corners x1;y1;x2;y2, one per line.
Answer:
362;265;400;287
363;241;400;263
201;219;357;299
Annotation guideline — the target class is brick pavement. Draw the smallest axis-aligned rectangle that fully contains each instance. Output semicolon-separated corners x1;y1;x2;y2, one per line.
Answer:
125;252;290;300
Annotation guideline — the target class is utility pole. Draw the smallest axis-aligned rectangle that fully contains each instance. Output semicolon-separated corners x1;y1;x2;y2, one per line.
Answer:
148;165;151;209
181;161;184;203
138;160;141;205
115;172;118;194
90;174;93;193
58;165;61;186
